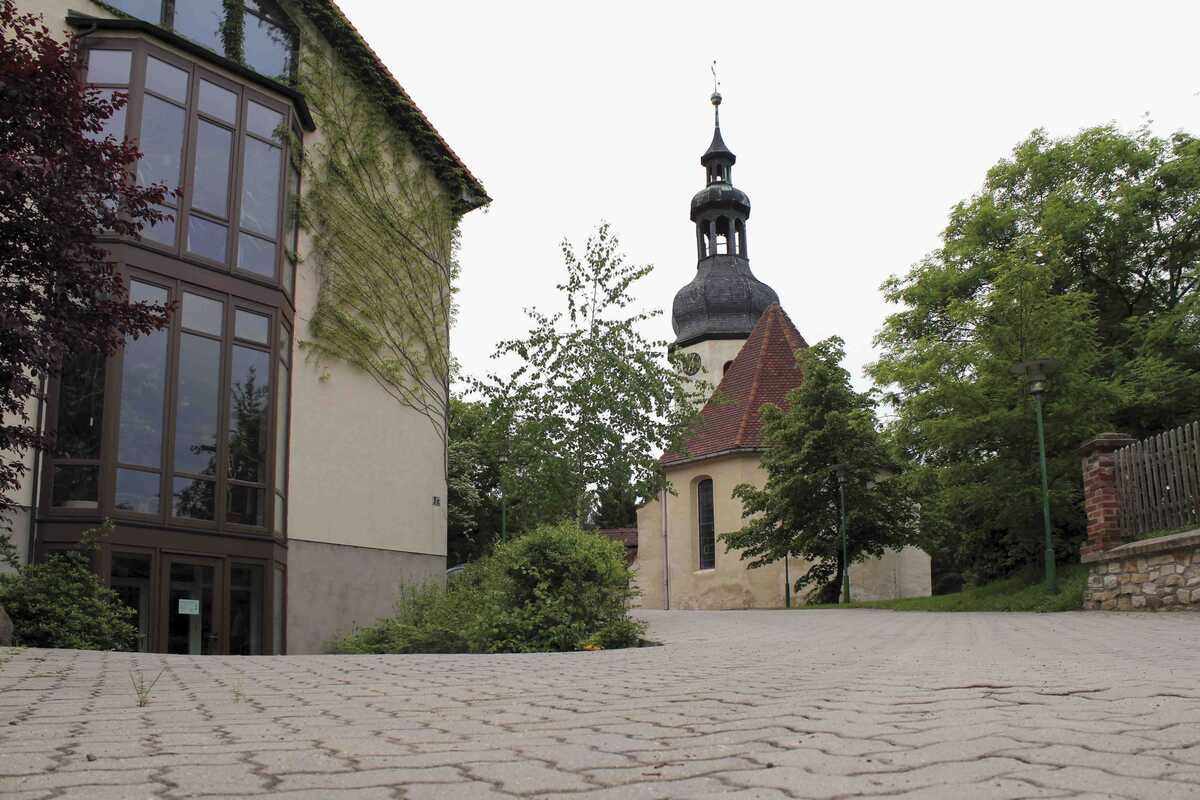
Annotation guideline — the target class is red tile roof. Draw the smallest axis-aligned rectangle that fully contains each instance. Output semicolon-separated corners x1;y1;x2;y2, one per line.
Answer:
662;304;808;466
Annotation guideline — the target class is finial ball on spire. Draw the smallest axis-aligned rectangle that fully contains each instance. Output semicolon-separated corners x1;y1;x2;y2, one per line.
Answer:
711;91;722;107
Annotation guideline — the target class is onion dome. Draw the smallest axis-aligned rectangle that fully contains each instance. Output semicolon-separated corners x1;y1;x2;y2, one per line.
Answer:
671;90;779;348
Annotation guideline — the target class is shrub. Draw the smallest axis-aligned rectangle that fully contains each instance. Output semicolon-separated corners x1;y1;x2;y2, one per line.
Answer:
0;522;137;650
326;522;643;654
471;521;643;652
327;570;477;654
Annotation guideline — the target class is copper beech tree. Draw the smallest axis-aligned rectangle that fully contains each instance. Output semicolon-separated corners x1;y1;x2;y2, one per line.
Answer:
0;1;172;544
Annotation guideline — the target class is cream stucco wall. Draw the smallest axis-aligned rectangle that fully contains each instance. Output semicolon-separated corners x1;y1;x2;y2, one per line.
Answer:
679;338;747;399
637;452;793;609
636;451;932;609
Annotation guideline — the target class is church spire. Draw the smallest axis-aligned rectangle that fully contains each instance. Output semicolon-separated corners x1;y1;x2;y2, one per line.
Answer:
702;95;735;184
670;77;779;350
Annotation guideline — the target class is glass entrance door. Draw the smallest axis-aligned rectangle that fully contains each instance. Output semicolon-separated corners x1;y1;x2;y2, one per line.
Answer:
163;557;221;654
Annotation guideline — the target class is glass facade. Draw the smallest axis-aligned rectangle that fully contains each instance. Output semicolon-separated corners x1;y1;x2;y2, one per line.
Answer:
106;0;297;82
36;34;300;654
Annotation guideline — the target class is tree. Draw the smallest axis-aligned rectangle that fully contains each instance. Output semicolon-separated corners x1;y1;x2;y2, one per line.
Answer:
869;124;1195;581
446;395;580;564
591;463;638;529
476;223;704;527
720;337;916;601
0;2;172;532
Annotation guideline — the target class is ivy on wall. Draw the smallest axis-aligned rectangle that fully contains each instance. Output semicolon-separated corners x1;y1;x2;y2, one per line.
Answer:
288;0;488;209
297;44;460;452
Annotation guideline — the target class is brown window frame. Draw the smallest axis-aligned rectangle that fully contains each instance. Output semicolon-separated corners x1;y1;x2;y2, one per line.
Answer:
43;266;289;541
84;37;298;300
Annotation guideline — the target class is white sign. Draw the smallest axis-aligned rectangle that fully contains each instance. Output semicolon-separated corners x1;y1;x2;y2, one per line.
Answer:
178;598;200;616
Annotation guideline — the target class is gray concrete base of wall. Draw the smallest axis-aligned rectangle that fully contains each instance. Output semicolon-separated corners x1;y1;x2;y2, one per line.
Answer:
285;539;445;654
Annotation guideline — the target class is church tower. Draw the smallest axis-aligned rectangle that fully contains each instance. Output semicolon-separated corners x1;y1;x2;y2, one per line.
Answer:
671;89;779;388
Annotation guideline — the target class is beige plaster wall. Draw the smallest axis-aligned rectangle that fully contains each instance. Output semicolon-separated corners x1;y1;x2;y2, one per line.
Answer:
636;452;932;609
636;452;793;610
680;338;747;400
848;546;932;602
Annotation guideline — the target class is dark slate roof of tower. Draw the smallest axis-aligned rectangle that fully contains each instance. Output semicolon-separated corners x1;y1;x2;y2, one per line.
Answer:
702;123;736;164
672;257;779;347
671;90;779;348
662;304;809;466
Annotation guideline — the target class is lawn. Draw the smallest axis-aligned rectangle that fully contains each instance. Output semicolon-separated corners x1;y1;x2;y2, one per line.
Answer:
802;562;1087;612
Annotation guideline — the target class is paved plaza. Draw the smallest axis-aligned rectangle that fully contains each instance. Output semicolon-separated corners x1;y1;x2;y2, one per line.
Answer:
1;610;1198;799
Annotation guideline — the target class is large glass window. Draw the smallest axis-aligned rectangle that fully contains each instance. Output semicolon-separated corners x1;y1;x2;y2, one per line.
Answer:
85;49;131;144
116;281;170;514
87;41;297;285
110;553;153;652
229;562;265;655
227;321;270;526
51;352;106;508
697;478;716;570
274;322;291;534
173;294;224;520
107;1;296;82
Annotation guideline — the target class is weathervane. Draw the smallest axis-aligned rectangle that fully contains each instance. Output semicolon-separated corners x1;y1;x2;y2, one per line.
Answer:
710;60;722;125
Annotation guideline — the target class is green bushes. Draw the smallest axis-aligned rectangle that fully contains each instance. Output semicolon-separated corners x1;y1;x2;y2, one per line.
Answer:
0;522;137;650
329;522;643;654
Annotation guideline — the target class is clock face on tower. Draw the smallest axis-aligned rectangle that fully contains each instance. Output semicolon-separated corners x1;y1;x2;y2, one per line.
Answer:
679;352;702;376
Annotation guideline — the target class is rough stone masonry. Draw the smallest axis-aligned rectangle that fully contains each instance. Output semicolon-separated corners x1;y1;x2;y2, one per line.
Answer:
1079;434;1200;612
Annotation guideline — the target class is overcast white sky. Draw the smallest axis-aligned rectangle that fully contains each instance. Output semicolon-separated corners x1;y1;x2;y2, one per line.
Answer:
339;0;1200;391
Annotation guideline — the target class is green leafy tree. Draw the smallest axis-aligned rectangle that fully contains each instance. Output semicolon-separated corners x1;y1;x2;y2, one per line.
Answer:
868;124;1197;580
446;395;578;564
476;223;704;527
0;521;137;650
721;337;916;601
591;462;639;529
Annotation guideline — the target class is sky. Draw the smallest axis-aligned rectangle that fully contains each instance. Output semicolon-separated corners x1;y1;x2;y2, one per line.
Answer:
338;0;1200;391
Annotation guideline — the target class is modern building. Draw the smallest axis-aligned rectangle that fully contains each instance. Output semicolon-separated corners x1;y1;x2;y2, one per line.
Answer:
635;91;930;608
7;0;487;653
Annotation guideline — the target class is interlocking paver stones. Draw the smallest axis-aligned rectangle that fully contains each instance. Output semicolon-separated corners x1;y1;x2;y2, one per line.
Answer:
2;610;1200;798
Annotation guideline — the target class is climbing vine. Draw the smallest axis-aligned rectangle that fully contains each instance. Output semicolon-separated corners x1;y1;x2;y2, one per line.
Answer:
297;44;461;450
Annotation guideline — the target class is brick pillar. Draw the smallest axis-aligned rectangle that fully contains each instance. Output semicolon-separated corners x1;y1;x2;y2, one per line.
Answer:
1079;433;1135;558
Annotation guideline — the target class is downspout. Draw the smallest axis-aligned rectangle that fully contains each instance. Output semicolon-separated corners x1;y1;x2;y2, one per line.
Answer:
25;374;46;564
660;487;670;610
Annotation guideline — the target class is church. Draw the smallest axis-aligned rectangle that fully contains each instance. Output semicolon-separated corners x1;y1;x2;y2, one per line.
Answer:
635;90;931;609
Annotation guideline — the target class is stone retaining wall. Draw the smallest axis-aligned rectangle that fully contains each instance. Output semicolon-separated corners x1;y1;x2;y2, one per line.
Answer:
1082;530;1200;611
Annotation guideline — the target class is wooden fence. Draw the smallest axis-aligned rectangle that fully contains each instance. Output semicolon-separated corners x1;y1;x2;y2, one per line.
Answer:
1114;421;1200;537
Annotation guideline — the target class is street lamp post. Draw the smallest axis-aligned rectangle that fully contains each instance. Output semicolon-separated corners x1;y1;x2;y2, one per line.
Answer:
1012;359;1059;592
832;462;850;604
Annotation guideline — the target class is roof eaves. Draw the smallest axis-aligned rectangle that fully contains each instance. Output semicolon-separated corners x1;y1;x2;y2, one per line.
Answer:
297;0;491;212
661;447;765;469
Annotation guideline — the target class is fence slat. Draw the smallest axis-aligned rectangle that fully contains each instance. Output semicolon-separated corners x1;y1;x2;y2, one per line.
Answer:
1114;420;1200;538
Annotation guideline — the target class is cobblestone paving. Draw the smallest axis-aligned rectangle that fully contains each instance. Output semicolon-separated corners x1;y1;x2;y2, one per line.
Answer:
1;610;1199;799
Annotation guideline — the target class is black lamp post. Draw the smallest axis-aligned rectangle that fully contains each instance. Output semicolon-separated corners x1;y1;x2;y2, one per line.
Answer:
1011;358;1059;592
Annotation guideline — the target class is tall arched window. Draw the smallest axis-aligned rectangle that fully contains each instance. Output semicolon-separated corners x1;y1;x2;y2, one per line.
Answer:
697;478;715;570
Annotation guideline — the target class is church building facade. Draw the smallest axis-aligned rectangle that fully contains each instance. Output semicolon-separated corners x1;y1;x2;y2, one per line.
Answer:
635;91;930;609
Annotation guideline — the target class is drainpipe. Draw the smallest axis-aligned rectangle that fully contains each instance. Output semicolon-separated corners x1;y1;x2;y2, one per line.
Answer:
660;487;670;610
25;374;47;564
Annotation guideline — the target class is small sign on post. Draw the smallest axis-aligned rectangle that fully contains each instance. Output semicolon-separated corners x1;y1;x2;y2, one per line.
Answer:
178;598;200;616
